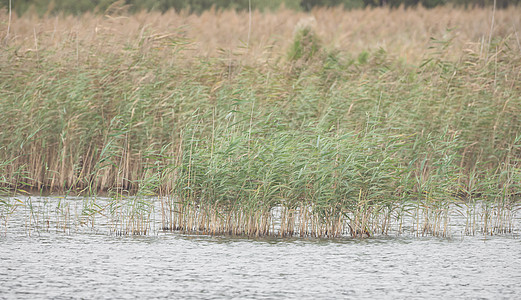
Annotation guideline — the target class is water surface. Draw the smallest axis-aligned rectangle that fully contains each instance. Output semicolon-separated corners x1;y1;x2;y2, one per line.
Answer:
1;233;520;299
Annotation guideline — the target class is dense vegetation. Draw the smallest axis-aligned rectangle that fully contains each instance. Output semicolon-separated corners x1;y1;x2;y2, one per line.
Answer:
3;0;521;16
1;7;520;237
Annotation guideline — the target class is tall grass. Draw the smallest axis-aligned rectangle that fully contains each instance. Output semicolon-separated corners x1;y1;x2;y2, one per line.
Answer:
0;6;520;237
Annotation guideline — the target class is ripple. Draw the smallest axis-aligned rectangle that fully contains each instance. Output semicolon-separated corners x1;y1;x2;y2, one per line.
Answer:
3;233;520;299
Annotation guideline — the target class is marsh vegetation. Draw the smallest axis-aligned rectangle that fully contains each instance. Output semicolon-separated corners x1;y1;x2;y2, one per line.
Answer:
1;6;520;238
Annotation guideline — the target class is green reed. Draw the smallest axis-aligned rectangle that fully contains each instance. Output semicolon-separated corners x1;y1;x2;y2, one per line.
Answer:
1;23;520;237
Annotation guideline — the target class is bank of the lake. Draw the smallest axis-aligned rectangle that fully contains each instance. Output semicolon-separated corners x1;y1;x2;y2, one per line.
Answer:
1;7;521;239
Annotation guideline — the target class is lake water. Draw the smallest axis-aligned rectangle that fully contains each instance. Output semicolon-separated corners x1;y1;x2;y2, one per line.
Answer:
1;197;520;299
1;233;520;299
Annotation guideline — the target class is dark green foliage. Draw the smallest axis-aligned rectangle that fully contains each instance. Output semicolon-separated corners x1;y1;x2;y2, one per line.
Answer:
300;0;364;10
364;0;520;7
5;0;520;16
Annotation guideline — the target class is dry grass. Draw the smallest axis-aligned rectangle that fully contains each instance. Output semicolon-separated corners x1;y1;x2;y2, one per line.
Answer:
2;6;520;64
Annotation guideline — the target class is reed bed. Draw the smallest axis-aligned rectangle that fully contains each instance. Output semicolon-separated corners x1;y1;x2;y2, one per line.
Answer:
1;6;520;237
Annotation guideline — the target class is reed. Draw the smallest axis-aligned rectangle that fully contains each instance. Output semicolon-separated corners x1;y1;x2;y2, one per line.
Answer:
0;6;520;237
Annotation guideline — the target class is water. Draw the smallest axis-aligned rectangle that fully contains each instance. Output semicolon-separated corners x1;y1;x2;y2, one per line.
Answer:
1;196;520;298
1;233;520;299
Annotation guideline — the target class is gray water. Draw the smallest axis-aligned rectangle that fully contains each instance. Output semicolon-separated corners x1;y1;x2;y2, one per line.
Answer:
1;233;520;299
1;196;521;299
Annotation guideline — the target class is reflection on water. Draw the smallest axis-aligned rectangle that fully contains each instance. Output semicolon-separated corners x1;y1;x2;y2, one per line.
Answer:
1;196;519;238
1;233;520;299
